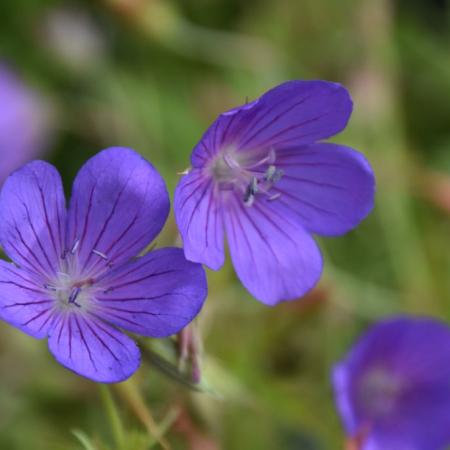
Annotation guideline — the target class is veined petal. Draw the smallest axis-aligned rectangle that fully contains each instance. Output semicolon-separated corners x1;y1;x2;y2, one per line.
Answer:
0;260;55;338
274;143;375;236
66;148;169;277
224;194;323;305
92;248;207;338
190;100;259;167
0;161;66;278
48;312;140;383
190;81;352;166
174;169;225;270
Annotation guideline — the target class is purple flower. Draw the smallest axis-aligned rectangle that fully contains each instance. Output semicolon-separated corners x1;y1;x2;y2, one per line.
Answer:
332;317;450;450
0;148;207;383
0;65;51;185
174;80;375;305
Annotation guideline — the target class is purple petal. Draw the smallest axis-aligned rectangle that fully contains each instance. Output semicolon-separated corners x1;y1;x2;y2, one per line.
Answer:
48;312;140;383
92;248;207;338
190;80;352;166
332;317;450;450
0;260;55;339
0;161;66;278
274;143;375;236
223;194;323;305
66;148;169;277
189;100;259;167
174;169;225;270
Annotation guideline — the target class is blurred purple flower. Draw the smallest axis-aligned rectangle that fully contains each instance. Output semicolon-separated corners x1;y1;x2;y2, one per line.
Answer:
0;148;207;383
0;65;51;184
332;317;450;450
174;81;375;305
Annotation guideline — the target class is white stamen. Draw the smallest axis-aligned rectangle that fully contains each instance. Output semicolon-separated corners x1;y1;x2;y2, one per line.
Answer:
44;283;57;291
92;249;108;260
267;193;281;202
267;148;276;165
223;152;240;169
246;149;276;170
56;271;71;280
71;238;80;254
177;167;191;175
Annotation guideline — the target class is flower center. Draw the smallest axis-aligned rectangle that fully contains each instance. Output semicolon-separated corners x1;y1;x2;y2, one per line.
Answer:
209;147;284;207
358;368;404;418
45;273;95;312
42;235;113;312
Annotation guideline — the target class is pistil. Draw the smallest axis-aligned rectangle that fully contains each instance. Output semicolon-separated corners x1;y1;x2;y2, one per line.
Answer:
211;147;284;206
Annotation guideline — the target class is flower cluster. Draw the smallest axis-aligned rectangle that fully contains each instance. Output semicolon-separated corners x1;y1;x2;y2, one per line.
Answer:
1;77;448;448
0;80;376;383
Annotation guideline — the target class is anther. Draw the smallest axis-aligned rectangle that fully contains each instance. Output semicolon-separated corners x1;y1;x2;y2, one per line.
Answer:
264;165;283;184
265;165;276;181
244;176;259;207
68;287;81;306
92;249;108;260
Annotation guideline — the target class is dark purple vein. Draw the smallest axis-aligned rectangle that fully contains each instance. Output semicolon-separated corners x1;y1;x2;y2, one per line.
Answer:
239;95;313;149
74;315;97;370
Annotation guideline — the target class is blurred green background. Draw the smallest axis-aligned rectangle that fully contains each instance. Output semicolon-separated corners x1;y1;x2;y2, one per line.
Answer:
1;0;450;449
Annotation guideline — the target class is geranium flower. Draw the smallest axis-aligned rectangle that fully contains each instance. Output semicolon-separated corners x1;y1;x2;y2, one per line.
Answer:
332;317;450;450
174;80;375;305
0;65;51;184
0;148;207;382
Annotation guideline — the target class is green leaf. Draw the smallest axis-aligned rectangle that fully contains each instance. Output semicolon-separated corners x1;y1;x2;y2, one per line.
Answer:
71;430;99;450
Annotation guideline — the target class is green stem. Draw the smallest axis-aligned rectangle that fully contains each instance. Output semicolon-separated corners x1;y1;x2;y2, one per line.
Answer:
99;384;125;450
115;378;172;450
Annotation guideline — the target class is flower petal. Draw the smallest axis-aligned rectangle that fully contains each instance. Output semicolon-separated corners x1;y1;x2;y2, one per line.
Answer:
273;143;375;236
223;194;323;305
190;80;352;166
48;312;140;383
174;169;225;270
0;161;66;278
189;100;259;167
92;248;207;338
0;260;56;338
66;148;169;277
